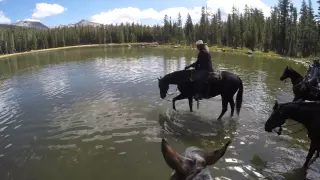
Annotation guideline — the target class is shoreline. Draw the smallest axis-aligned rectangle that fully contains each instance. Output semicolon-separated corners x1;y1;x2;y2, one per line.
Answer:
159;44;311;67
0;43;151;59
0;43;312;66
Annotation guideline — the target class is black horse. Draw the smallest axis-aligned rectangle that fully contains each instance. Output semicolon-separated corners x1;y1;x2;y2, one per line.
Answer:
265;100;320;169
158;69;243;120
280;66;320;101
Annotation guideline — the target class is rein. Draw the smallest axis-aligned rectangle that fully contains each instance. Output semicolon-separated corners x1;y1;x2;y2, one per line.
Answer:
273;122;306;136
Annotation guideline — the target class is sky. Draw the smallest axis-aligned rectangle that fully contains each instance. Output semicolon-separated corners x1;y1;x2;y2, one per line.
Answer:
0;0;318;27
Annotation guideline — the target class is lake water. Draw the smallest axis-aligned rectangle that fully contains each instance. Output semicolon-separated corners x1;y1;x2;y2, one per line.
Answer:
0;46;318;180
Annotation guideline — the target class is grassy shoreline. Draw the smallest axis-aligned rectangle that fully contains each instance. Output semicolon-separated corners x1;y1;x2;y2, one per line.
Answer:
161;44;312;66
0;43;312;66
0;43;151;59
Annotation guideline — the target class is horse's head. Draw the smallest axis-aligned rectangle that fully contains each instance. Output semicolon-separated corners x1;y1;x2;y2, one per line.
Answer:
158;77;169;99
280;66;291;81
265;100;287;135
161;138;231;180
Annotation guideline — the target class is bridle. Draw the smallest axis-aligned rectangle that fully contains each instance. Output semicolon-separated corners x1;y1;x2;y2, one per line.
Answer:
271;108;305;136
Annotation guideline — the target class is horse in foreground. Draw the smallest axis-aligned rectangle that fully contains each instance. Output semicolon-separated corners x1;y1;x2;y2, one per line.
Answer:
161;138;231;180
265;100;320;169
280;66;320;101
158;69;243;120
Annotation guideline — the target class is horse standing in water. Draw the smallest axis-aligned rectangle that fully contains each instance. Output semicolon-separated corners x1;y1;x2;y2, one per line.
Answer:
158;69;243;120
161;138;231;180
265;100;320;169
280;66;320;101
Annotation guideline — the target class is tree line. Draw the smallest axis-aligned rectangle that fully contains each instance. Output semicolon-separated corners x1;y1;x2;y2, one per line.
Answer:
0;0;320;58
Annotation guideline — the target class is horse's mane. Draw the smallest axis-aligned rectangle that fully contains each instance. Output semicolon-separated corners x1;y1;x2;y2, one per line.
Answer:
184;146;205;163
287;67;303;78
162;69;194;81
164;69;192;77
280;101;320;109
183;146;212;178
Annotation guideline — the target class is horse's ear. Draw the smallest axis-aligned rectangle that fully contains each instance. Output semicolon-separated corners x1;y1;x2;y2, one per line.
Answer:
161;139;187;174
205;141;231;166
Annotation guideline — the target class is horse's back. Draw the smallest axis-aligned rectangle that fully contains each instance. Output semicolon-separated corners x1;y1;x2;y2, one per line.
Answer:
220;70;241;82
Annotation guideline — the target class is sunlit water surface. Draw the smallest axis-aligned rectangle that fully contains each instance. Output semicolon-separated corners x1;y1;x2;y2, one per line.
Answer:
0;46;317;180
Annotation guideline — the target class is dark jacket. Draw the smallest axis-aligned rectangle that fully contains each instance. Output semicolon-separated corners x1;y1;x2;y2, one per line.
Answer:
188;50;213;72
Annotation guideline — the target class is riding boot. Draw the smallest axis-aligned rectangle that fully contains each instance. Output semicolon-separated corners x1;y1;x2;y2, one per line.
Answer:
194;80;205;101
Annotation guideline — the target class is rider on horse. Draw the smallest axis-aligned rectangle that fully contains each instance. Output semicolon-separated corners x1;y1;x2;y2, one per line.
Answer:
305;57;320;88
184;40;214;101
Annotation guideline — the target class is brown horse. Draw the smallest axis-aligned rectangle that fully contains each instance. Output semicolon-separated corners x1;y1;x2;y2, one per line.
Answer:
161;138;231;180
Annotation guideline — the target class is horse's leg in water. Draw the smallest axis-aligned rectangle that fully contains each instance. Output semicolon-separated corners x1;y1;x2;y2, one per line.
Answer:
188;97;193;112
217;96;228;120
172;94;187;111
229;98;235;117
303;141;317;169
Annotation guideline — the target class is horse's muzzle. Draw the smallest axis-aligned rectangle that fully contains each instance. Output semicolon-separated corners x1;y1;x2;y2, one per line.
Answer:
264;125;272;132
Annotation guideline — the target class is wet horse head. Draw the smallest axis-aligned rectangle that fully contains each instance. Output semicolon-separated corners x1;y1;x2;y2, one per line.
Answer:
264;100;287;135
161;138;231;180
158;76;169;99
280;66;303;84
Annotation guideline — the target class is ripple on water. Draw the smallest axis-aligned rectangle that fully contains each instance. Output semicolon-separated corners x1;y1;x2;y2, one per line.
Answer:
82;135;112;142
114;139;132;144
37;66;71;99
48;144;77;150
4;144;12;149
112;131;139;137
142;127;162;143
214;177;232;180
0;126;7;132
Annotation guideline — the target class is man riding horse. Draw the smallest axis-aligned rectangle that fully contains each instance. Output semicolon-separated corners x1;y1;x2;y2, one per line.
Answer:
300;57;320;97
184;40;214;101
306;57;320;88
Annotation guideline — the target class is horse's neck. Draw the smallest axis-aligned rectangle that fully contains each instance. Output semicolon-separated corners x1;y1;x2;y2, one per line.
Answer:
284;104;309;128
290;71;303;85
163;70;190;85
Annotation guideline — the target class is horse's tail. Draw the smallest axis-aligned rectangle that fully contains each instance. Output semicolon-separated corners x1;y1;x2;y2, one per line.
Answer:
236;77;243;115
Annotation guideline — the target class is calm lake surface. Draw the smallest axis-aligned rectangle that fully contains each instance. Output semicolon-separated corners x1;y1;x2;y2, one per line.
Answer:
0;46;318;180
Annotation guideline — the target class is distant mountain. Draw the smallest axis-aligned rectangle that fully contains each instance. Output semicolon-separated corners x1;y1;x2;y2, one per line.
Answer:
54;20;102;28
75;19;101;27
12;20;49;29
55;24;75;28
0;19;102;30
0;24;16;28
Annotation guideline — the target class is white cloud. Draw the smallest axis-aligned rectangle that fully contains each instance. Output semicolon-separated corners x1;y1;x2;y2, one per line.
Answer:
92;7;201;25
32;3;67;18
91;0;270;25
0;11;10;23
23;18;40;22
206;0;271;18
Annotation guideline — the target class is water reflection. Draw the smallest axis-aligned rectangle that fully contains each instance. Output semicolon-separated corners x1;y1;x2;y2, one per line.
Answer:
0;46;317;180
37;65;71;98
